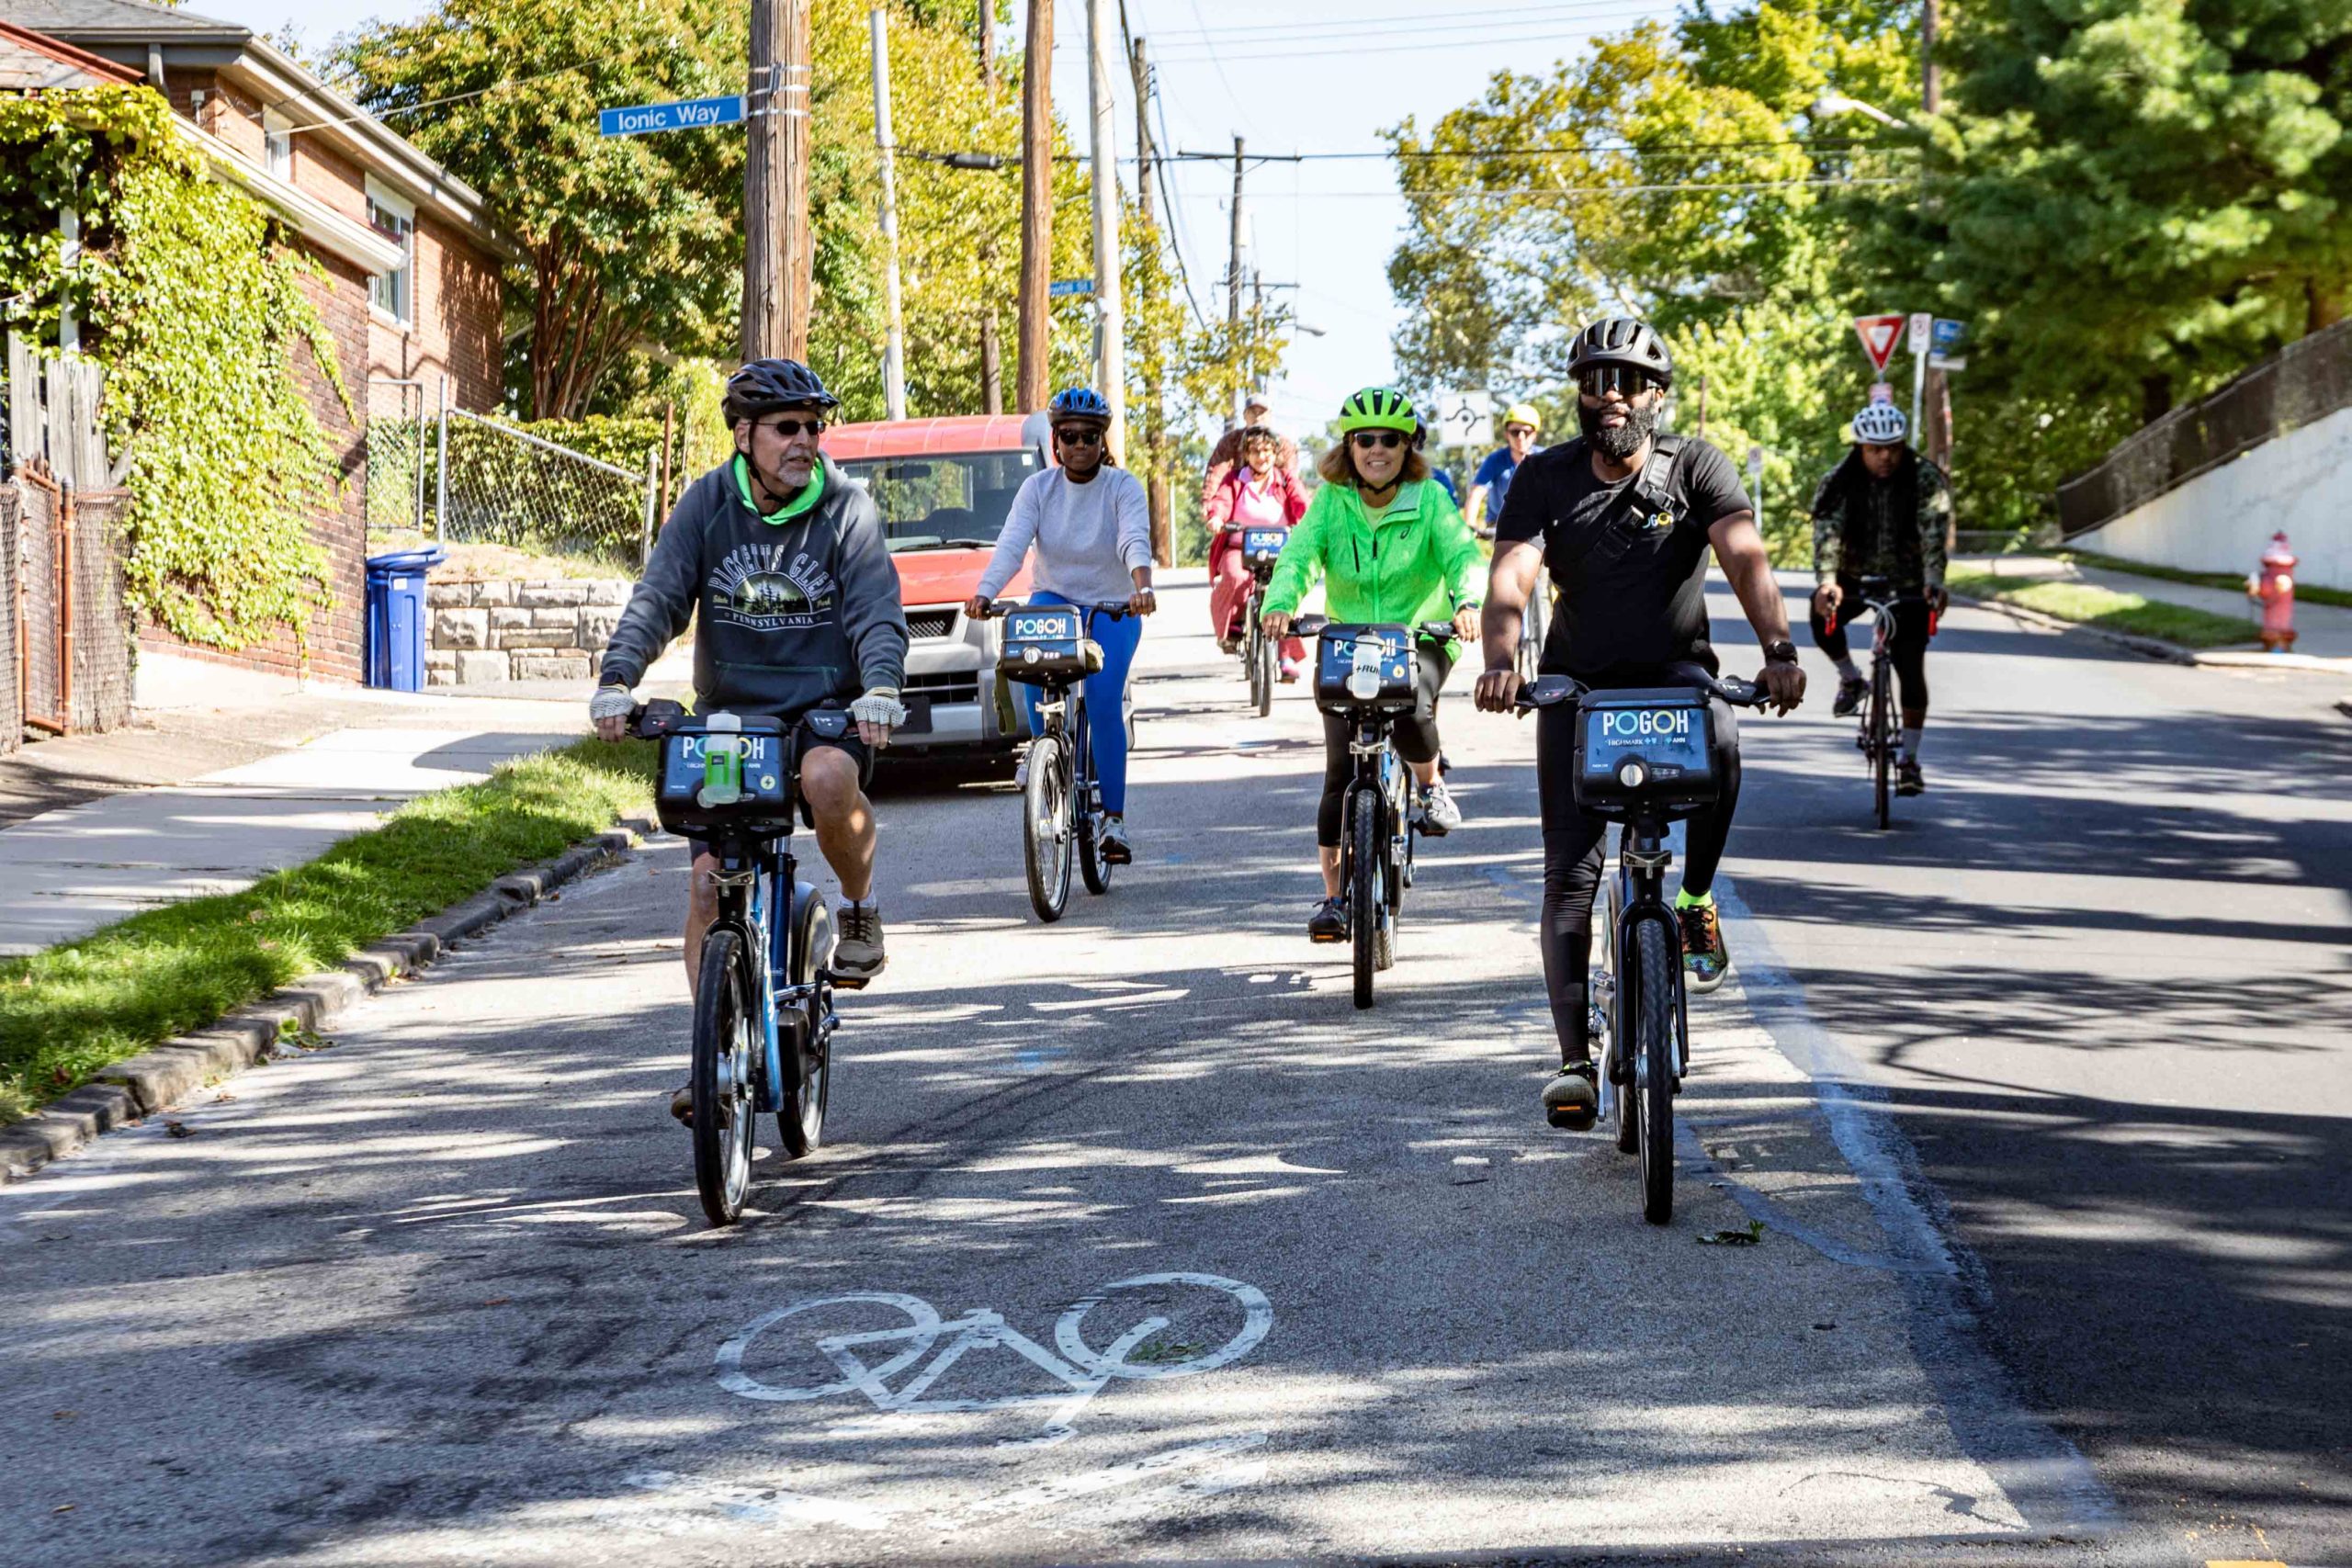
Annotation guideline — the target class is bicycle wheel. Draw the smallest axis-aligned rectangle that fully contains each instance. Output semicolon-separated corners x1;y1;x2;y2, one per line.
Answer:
1350;790;1380;1010
1251;629;1273;717
1634;917;1679;1225
1023;730;1073;921
1870;657;1893;830
691;928;757;1226
1077;705;1114;897
1601;877;1636;1155
778;890;833;1158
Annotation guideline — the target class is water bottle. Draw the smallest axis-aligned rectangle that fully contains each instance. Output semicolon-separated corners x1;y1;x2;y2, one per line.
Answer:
697;715;744;808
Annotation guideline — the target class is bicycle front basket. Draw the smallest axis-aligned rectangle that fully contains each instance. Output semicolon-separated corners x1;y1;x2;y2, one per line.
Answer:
1240;526;1287;568
1571;688;1719;812
654;713;794;837
1313;623;1416;714
998;604;1103;685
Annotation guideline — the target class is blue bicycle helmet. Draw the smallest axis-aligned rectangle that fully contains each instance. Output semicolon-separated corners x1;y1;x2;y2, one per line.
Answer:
724;358;839;426
1049;386;1113;424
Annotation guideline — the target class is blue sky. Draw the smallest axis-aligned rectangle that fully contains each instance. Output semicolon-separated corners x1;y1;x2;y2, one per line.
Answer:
207;0;1679;434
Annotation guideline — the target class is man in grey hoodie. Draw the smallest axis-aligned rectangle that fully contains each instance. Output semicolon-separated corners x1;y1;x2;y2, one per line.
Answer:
592;360;909;1005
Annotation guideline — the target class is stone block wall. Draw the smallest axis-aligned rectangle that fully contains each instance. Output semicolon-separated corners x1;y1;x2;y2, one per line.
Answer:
424;578;629;685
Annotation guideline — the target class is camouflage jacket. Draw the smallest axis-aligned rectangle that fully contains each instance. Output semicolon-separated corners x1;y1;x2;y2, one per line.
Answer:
1810;451;1951;590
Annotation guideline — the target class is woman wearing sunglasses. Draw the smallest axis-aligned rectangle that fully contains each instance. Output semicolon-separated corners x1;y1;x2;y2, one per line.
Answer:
967;387;1156;865
1260;387;1484;942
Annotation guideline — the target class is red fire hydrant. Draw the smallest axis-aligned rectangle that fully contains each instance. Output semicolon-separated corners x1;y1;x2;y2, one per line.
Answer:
2246;531;2298;651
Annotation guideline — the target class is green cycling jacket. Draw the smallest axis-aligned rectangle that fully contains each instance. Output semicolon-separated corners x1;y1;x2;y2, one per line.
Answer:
1261;478;1485;644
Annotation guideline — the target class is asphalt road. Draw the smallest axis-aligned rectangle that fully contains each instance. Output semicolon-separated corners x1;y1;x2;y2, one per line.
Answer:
1;579;2341;1567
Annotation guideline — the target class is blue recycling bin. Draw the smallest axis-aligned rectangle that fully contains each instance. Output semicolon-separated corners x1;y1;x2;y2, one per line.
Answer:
365;545;447;691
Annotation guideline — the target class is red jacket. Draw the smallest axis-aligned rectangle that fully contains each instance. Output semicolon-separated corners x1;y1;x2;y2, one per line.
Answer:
1201;428;1301;513
1204;462;1307;529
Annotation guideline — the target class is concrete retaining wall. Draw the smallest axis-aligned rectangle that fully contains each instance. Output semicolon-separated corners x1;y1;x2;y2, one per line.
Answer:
424;578;628;685
2075;404;2352;590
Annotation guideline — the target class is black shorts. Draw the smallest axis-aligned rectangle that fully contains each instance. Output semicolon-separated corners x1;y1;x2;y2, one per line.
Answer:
684;715;872;859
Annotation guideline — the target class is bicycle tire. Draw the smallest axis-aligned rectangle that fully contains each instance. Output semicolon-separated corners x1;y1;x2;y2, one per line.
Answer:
779;891;833;1157
1351;791;1380;1010
1634;917;1679;1225
1023;731;1072;921
1251;627;1273;717
1603;877;1636;1155
692;928;756;1226
1870;658;1893;830
1076;704;1114;897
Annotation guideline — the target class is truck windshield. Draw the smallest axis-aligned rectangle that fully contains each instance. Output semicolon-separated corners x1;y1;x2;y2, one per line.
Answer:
837;449;1041;552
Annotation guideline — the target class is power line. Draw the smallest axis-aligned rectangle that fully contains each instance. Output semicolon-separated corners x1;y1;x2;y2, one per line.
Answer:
1151;0;1661;49
1167;138;1912;163
287;55;605;138
1261;175;1918;200
1153;25;1671;62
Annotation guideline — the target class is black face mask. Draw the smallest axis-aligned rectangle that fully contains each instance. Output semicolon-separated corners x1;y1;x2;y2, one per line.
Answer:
1583;399;1660;461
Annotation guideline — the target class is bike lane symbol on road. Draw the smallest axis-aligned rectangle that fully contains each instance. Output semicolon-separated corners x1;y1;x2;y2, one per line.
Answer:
714;1271;1275;1447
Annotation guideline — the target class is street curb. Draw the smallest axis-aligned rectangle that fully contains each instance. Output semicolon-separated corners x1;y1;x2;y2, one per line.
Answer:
1949;590;2197;665
0;814;657;1187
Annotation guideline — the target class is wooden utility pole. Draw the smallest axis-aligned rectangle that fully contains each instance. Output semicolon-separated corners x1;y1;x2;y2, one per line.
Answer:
1227;136;1245;430
1131;36;1170;565
742;0;815;361
871;8;907;419
1015;0;1054;411
1919;0;1953;496
978;0;996;88
1085;0;1126;461
977;1;1003;413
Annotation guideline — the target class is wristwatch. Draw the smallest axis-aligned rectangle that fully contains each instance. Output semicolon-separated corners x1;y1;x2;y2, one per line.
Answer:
1763;639;1799;665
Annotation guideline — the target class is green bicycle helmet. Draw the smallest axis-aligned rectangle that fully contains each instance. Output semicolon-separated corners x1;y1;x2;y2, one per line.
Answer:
1337;386;1419;436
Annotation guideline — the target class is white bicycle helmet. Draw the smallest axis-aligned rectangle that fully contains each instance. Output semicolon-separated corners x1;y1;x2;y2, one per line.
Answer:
1852;402;1908;445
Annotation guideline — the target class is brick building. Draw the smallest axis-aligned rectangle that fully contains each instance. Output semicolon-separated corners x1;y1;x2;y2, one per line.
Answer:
12;0;513;682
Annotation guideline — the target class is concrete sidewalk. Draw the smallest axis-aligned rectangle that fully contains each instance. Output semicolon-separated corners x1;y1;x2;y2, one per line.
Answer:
1957;553;2352;667
0;644;693;958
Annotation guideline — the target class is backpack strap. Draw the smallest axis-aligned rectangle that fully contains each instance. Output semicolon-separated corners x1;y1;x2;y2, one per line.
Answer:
1554;433;1687;581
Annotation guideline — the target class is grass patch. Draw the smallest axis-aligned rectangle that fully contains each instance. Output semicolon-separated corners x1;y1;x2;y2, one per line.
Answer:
1947;568;2259;649
0;737;656;1126
2057;548;2352;610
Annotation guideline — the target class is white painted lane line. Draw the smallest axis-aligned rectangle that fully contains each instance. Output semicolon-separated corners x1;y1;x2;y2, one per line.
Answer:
947;1432;1272;1523
618;1469;896;1532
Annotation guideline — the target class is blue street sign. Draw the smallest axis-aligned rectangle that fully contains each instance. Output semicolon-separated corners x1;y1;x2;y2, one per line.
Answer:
598;94;745;139
1048;277;1095;298
1931;317;1967;352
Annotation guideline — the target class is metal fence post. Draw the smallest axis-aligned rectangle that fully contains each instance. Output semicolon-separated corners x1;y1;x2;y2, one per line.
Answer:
434;374;449;539
641;446;661;568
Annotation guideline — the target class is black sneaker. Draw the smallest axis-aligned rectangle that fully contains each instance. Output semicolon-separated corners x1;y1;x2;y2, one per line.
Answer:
1098;815;1133;864
1543;1061;1599;1130
1897;758;1926;796
1307;895;1347;942
1679;899;1730;993
1832;675;1868;716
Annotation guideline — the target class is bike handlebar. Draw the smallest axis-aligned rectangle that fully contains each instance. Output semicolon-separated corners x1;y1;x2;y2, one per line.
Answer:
972;598;1136;621
1512;671;1767;713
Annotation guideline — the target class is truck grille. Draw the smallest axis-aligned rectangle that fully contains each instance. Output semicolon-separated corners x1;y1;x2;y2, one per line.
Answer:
906;608;958;640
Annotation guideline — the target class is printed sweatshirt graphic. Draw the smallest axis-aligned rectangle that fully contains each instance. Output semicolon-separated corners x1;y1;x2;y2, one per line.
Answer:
601;456;908;716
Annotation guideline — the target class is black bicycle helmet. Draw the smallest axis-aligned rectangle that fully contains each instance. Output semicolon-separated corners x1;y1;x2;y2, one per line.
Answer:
724;358;840;425
1567;316;1674;388
1049;385;1113;424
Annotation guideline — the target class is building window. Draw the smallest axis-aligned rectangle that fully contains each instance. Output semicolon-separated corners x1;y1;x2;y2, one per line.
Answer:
263;108;292;179
366;180;415;325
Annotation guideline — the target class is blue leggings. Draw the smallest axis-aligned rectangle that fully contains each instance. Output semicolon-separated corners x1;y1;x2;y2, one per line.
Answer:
1017;592;1141;815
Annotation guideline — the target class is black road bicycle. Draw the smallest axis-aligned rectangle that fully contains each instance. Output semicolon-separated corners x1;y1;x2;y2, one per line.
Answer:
1518;669;1767;1224
1298;615;1455;1010
989;600;1133;922
1827;575;1928;830
639;701;864;1227
1237;525;1289;717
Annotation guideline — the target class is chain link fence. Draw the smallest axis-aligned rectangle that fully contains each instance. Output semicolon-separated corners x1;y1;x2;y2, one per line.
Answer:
2057;317;2352;538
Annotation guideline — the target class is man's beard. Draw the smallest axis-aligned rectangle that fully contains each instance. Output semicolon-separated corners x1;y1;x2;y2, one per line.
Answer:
1581;400;1659;460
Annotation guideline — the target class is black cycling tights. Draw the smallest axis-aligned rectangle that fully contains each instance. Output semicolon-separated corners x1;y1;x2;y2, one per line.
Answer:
1317;646;1452;847
1811;574;1930;715
1533;688;1741;1065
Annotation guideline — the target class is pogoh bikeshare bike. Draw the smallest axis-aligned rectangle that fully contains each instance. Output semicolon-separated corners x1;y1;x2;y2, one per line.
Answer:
1295;615;1456;1010
987;600;1132;922
1238;525;1288;717
637;699;860;1227
1516;668;1768;1224
1824;574;1933;830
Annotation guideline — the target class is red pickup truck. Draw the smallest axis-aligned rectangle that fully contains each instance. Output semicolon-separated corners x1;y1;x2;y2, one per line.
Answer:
827;413;1046;762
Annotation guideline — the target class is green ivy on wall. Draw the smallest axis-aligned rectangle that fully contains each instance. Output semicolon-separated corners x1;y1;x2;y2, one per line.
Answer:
1;85;346;656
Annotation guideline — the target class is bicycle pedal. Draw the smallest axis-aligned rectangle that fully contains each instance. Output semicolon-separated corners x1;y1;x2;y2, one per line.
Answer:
825;969;874;991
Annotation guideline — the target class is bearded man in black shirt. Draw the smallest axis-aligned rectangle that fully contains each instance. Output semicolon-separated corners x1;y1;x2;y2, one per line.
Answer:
1473;317;1804;1131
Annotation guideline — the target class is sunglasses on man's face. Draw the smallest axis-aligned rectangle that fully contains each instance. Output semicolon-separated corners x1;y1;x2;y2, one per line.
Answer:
1349;430;1406;450
1506;423;1537;438
758;417;827;437
1576;366;1660;400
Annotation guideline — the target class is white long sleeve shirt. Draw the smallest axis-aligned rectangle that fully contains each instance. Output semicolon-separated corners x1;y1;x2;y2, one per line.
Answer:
976;465;1152;607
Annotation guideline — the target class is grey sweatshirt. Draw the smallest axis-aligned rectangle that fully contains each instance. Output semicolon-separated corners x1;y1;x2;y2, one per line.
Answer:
600;456;908;715
975;465;1153;607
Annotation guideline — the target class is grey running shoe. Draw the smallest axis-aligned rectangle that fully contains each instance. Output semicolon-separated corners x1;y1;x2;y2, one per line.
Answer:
1897;758;1926;796
1543;1061;1600;1130
1307;895;1347;942
1098;814;1133;864
834;902;887;980
1833;676;1868;716
1419;780;1463;835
